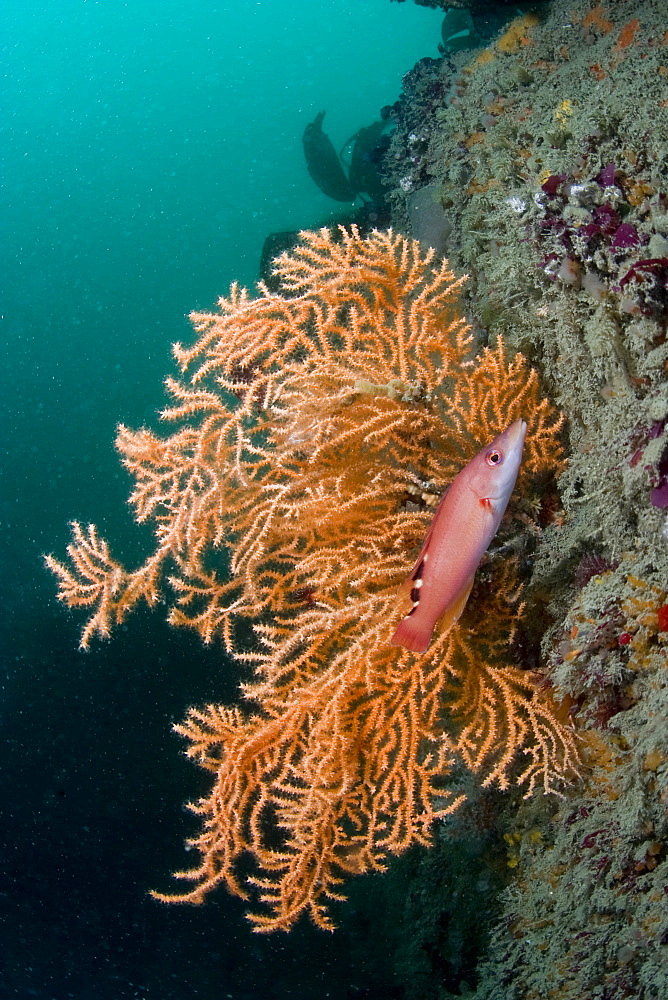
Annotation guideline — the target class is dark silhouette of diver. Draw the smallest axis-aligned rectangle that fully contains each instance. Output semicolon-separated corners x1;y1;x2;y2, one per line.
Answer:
302;111;357;202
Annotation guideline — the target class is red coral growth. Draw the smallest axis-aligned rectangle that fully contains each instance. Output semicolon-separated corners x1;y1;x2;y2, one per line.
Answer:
612;18;641;53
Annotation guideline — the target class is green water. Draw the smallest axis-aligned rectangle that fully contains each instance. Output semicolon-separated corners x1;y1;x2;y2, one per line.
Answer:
1;2;444;998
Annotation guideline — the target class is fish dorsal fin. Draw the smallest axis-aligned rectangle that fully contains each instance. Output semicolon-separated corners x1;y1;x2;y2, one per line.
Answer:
393;555;425;618
393;488;449;610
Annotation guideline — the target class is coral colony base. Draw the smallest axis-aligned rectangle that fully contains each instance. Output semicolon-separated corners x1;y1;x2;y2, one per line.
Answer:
47;227;577;933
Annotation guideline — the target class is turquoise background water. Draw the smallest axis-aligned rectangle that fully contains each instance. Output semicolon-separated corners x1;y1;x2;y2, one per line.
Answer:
1;2;443;997
4;0;441;544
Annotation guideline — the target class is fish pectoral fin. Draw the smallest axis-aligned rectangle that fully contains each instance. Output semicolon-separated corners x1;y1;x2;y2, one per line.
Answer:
437;575;475;635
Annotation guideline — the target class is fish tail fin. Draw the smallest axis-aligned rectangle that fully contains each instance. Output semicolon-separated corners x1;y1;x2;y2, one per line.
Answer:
390;617;433;654
390;575;475;654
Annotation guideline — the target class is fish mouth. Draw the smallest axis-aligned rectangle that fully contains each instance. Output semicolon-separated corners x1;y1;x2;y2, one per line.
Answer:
505;418;527;449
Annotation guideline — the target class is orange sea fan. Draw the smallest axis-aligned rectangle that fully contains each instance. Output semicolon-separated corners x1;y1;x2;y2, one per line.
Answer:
46;226;577;931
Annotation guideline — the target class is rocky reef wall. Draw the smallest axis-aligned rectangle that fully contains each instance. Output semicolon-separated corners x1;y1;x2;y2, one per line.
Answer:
379;2;668;996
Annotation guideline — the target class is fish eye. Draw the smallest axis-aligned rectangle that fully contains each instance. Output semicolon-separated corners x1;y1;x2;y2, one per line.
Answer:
486;449;503;466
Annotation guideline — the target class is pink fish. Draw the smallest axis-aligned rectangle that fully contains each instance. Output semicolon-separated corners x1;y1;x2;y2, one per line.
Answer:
390;418;527;653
